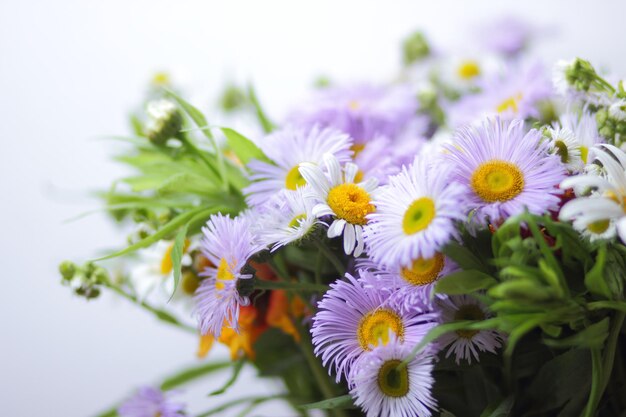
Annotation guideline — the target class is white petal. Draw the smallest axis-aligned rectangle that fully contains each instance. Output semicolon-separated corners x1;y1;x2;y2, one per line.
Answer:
343;223;356;255
344;163;358;183
328;219;346;238
299;163;330;196
313;203;334;217
324;153;342;186
617;217;626;243
353;225;364;257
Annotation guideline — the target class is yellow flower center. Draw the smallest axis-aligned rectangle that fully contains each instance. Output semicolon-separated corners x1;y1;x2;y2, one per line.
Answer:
402;197;436;235
453;303;485;339
288;213;307;228
377;359;410;398
587;219;611;234
357;309;404;350
496;93;522;114
182;272;200;295
471;160;525;203
348;100;361;110
327;183;374;225
580;146;589;164
351;143;366;156
285;165;307;190
400;253;445;286
457;60;481;80
554;140;570;164
216;258;236;291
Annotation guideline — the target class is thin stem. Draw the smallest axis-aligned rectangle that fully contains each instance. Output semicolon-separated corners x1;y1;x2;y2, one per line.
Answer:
601;312;626;396
177;134;223;183
297;325;349;417
584;348;603;417
314;240;345;276
315;251;323;285
106;284;196;333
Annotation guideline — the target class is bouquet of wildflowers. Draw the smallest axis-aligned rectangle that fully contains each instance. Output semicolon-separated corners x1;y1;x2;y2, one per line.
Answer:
60;19;626;417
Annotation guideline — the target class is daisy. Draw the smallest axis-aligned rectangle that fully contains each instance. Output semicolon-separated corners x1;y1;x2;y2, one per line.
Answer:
311;270;437;382
194;214;262;337
546;110;602;172
349;337;437;417
444;117;566;225
478;16;533;57
559;144;626;242
130;240;192;299
244;125;353;207
356;254;458;310
436;295;504;364
447;62;552;128
118;386;185;417
253;188;319;251
288;83;418;143
352;136;398;184
364;154;467;268
299;153;378;256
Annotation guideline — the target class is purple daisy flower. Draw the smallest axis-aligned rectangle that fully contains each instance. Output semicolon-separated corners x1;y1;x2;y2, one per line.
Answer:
194;214;261;337
349;337;437;417
447;62;552;128
436;295;505;364
311;270;437;382
363;154;467;269
478;16;533;57
444;117;566;225
288;84;418;144
244;125;353;207
118;386;185;417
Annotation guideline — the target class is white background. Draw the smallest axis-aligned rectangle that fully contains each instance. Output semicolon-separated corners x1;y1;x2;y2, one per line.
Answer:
1;1;626;416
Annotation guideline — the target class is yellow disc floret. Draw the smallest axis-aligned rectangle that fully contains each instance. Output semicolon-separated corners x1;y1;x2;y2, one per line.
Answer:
496;93;522;114
288;213;307;228
471;160;525;203
327;183;374;225
285;165;307;190
216;258;236;291
377;359;410;397
457;60;481;80
453;304;485;339
358;309;404;350
402;197;436;235
587;219;611;234
401;253;445;286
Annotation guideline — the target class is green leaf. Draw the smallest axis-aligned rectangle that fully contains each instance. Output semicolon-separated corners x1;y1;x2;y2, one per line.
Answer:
254;279;329;292
544;318;609;349
479;396;514;417
443;241;489;272
435;270;497;295
160;361;231;390
584;245;612;298
298;395;354;410
248;85;275;133
93;207;216;261
209;358;246;396
220;127;270;165
196;395;286;417
488;280;557;301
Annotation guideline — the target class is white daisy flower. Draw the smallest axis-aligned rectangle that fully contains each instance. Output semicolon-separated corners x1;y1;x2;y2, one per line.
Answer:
130;240;192;299
547;110;603;173
243;125;353;207
349;336;437;417
609;99;626;121
299;153;378;257
253;188;319;251
363;154;467;269
436;295;505;364
560;144;626;242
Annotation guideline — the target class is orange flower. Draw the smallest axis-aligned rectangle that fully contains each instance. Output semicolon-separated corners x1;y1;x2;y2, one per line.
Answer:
266;290;310;342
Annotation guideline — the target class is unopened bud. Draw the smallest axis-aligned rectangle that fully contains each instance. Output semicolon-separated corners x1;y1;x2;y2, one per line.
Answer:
145;99;183;145
59;261;77;281
403;31;430;65
219;85;247;112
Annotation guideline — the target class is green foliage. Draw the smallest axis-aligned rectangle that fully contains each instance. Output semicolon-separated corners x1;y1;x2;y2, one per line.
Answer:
220;127;270;165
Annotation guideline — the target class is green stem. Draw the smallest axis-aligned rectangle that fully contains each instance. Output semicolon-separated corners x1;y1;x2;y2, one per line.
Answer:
315;251;323;285
584;348;603;417
297;326;349;417
314;240;345;276
106;284;196;333
255;280;328;293
601;312;626;396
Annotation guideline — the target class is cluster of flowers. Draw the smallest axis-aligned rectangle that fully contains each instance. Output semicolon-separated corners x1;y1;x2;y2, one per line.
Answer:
68;19;626;417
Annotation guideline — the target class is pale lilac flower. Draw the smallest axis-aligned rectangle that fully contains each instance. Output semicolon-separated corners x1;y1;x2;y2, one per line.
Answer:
444;117;566;225
288;84;418;143
194;214;262;337
436;295;505;364
364;154;466;268
311;270;437;383
244;125;353;207
118;387;185;417
349;337;437;417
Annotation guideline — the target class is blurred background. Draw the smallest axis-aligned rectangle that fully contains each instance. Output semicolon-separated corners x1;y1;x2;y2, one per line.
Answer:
1;0;626;415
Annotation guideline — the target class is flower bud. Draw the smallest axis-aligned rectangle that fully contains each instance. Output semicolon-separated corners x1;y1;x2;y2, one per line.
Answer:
59;260;77;281
145;99;183;145
219;85;247;112
403;31;430;65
